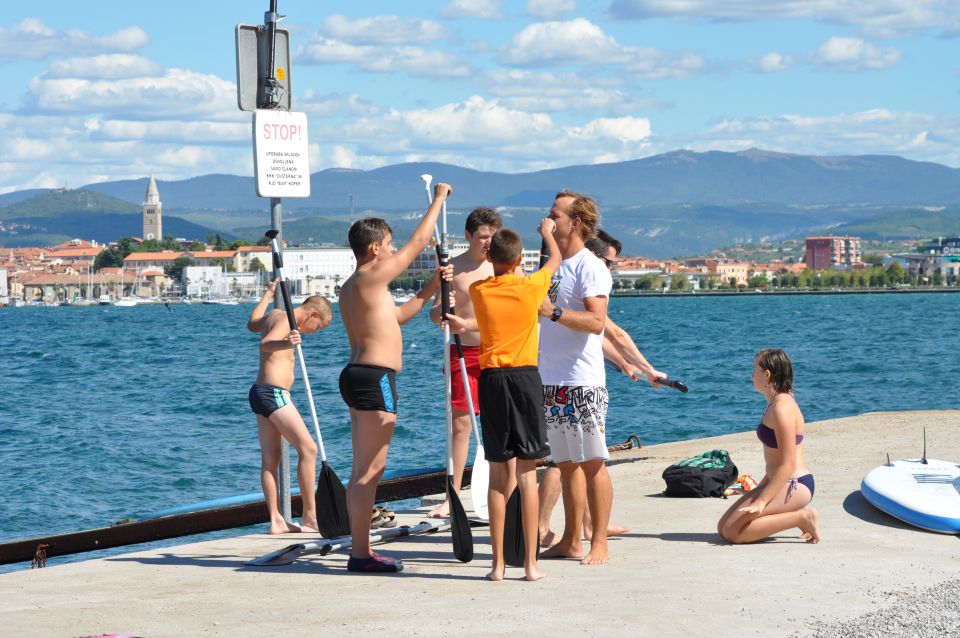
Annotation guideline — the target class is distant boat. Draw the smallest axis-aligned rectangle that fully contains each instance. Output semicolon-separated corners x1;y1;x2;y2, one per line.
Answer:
98;294;111;306
113;298;138;307
393;290;415;304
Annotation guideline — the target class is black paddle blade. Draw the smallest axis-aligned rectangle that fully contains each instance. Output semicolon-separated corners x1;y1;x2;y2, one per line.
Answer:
448;477;473;562
316;462;350;538
661;378;689;393
503;487;526;567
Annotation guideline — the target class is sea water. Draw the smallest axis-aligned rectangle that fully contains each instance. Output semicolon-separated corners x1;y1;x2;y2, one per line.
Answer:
1;292;958;570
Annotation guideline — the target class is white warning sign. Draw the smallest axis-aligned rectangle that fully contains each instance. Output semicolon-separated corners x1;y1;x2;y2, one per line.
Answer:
253;110;311;198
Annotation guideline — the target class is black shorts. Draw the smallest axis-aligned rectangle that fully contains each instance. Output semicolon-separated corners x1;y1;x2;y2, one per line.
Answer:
248;383;292;417
478;366;550;463
339;364;398;413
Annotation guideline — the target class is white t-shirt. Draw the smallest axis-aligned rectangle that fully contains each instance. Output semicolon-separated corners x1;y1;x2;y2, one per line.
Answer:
538;247;612;386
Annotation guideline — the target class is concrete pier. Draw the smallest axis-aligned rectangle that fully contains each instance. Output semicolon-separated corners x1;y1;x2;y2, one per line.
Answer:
3;410;958;637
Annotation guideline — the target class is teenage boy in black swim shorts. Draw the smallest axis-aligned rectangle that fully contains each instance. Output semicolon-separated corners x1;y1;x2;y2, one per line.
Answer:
448;218;561;581
248;290;332;535
336;183;453;573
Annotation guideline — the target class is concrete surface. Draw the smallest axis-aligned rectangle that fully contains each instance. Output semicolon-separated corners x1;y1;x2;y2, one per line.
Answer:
2;410;958;637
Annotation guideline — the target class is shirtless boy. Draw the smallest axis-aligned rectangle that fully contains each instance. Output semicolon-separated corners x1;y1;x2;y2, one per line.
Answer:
427;207;502;518
338;183;453;573
248;293;333;534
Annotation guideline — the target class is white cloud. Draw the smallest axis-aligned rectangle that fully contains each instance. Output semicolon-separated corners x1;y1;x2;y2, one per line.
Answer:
319;95;655;170
527;0;577;19
483;69;663;112
299;91;379;118
606;1;960;37
46;54;163;80
811;37;901;71
498;19;703;79
442;0;504;19
298;38;471;77
499;18;626;65
626;47;704;80
26;68;239;119
0;19;147;60
749;52;795;73
321;14;446;45
91;119;248;144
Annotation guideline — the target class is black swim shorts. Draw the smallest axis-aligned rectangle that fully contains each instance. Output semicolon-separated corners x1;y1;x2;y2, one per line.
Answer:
248;383;292;417
478;366;550;463
339;364;398;413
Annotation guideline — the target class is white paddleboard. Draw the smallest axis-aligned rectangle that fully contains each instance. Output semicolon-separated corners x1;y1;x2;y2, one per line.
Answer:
861;458;960;534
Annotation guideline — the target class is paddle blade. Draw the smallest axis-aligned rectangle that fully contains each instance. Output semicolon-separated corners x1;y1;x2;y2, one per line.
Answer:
469;446;490;521
503;487;525;567
660;377;689;393
448;478;473;562
316;462;351;538
243;542;307;567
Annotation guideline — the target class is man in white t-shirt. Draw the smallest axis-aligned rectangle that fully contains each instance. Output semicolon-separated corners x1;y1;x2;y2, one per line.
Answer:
537;189;614;565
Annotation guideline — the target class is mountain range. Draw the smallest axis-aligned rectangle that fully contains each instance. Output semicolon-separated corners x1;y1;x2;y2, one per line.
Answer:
1;149;958;257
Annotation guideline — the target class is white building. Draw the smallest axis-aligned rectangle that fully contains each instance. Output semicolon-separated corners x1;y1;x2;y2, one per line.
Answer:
0;267;8;304
282;246;357;295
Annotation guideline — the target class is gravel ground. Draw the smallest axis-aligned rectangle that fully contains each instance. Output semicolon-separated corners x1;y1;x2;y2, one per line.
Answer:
800;578;960;638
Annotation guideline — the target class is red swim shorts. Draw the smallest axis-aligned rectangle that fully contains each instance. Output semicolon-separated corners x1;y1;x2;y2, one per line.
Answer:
447;343;480;415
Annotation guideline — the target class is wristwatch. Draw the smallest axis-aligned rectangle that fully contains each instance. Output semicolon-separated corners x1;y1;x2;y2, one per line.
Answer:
550;307;563;322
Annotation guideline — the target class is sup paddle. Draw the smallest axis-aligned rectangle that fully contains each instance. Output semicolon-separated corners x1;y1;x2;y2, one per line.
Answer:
265;229;350;538
422;174;490;522
629;370;689;393
502;485;526;567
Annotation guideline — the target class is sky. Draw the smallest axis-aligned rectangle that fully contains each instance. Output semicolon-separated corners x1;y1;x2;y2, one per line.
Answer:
0;0;958;193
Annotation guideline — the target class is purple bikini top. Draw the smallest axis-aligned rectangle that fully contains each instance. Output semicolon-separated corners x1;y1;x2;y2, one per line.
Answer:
756;422;803;449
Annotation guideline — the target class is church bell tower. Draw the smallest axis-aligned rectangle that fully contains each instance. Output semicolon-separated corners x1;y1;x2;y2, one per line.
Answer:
143;176;163;241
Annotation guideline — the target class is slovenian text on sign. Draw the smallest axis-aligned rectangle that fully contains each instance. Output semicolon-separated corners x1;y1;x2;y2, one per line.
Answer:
253;110;311;198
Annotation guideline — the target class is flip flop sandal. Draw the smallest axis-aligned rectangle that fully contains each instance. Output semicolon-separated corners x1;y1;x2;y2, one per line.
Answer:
371;505;398;528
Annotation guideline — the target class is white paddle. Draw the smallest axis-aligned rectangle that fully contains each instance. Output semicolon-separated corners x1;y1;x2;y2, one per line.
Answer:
421;174;489;521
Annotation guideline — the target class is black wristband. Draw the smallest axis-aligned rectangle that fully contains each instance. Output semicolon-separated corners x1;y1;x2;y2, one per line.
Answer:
550;307;563;322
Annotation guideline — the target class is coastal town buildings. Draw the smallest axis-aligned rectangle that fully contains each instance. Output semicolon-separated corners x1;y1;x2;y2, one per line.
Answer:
805;236;862;270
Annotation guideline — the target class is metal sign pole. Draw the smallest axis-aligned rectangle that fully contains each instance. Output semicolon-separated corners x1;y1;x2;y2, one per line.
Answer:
269;194;291;523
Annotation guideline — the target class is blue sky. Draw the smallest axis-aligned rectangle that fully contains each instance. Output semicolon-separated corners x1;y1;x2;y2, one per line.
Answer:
0;0;957;193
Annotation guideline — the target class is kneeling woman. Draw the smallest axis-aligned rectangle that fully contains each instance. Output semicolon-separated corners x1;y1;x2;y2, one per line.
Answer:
718;349;821;544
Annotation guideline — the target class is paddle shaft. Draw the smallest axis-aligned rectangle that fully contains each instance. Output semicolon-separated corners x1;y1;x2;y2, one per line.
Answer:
268;236;329;462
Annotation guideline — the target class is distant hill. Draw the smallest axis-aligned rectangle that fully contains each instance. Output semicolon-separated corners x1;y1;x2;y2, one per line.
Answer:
3;150;959;255
0;189;138;218
78;151;960;215
830;207;960;240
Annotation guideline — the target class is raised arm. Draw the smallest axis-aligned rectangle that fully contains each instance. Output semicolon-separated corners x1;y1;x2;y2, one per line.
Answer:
539;217;561;275
247;278;279;332
370;183;451;284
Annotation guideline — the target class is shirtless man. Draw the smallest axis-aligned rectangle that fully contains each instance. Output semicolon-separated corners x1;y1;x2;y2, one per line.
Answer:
338;183;453;573
427;207;502;518
248;294;333;534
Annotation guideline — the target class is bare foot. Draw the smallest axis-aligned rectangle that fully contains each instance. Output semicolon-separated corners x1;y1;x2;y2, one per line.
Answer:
584;524;631;541
524;565;545;581
799;507;821;544
268;520;301;534
580;544;609;565
541;542;583;559
539;529;560;548
428;500;450;519
486;567;504;582
298;520;320;534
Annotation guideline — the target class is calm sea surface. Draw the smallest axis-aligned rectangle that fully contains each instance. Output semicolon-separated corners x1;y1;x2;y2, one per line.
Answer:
1;293;958;570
